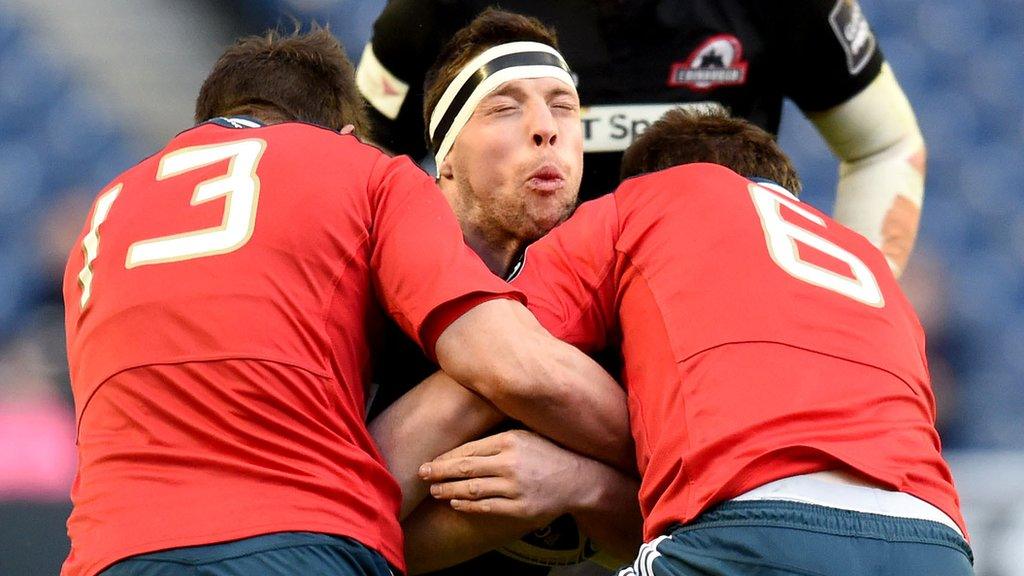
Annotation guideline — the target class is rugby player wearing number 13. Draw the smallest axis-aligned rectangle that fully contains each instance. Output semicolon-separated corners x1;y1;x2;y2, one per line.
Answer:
429;109;974;575
60;29;629;576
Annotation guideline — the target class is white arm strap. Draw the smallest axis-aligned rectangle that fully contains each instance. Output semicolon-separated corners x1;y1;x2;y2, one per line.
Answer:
808;63;926;275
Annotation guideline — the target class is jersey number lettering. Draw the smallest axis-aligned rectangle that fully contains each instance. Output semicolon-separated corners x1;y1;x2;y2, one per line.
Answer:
126;139;266;267
749;182;884;307
77;184;122;308
76;138;266;309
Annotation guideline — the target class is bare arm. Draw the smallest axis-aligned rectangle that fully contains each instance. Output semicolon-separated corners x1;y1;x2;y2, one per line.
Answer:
369;370;503;519
435;299;633;471
403;498;539;574
371;375;638;570
421;430;643;563
568;459;643;561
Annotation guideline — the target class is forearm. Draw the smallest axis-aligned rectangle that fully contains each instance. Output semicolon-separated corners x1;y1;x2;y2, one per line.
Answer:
570;458;643;562
834;149;923;276
496;330;633;471
369;371;504;518
417;429;642;570
809;63;926;276
403;499;538;574
436;299;633;470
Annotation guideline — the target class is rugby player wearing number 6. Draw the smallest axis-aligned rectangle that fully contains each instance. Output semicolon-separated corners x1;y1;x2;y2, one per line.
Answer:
426;109;974;575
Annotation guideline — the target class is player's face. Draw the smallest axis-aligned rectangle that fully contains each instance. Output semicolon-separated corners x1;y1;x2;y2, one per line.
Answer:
441;77;583;246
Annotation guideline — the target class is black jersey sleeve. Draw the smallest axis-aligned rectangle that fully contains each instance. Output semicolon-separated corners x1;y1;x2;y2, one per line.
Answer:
360;0;475;157
755;0;885;113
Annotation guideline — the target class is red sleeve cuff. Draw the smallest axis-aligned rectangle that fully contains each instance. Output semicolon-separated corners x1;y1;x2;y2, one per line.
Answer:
419;291;526;362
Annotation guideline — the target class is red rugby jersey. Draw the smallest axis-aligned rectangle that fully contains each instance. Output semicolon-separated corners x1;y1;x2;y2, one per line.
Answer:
62;120;519;576
512;163;966;541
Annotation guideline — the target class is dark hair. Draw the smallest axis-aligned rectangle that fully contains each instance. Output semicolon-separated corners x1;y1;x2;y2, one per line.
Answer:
422;8;561;141
620;108;802;195
195;25;367;134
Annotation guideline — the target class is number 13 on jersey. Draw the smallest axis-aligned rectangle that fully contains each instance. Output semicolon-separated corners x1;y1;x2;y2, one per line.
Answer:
76;138;266;309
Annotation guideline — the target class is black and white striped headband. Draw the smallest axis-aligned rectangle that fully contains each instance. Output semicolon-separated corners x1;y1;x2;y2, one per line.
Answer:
428;41;575;168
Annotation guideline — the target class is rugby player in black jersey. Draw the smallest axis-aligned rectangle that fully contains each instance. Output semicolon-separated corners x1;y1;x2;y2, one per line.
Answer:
358;0;926;277
367;10;641;576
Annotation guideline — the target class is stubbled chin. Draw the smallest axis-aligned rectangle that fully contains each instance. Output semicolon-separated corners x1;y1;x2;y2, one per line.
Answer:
527;205;573;236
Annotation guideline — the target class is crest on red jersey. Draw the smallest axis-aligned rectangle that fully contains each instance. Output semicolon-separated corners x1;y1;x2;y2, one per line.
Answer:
668;35;748;91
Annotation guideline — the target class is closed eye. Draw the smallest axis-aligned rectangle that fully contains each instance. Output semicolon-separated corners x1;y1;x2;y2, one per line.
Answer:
479;96;521;116
551;100;579;114
549;90;580;113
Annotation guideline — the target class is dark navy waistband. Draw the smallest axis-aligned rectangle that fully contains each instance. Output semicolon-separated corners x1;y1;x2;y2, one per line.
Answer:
670;500;973;562
125;531;367;565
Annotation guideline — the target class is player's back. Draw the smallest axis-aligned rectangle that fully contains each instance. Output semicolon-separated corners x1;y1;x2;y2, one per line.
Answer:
515;162;964;543
614;162;925;389
609;163;962;539
65;120;399;409
61;120;426;576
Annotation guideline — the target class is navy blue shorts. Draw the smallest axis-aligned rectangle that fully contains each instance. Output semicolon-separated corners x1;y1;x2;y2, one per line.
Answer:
618;500;974;576
98;531;394;576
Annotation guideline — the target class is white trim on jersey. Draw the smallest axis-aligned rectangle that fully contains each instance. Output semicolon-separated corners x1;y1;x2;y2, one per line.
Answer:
356;43;410;121
225;117;262;128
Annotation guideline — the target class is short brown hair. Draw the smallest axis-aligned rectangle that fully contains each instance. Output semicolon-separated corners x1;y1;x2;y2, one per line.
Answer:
422;9;561;144
620;108;802;195
195;26;367;134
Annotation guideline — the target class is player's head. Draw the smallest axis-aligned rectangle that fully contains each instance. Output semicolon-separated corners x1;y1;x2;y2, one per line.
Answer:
620;108;802;195
423;9;583;251
195;26;367;135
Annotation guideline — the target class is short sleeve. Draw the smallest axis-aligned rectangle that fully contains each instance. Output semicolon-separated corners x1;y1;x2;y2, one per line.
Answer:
756;0;885;112
368;155;523;357
359;0;475;157
512;194;620;353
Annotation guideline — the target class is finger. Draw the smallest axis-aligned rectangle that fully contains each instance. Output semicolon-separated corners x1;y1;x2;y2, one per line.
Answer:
430;477;516;501
450;497;524;517
419;455;508;481
434;434;510;461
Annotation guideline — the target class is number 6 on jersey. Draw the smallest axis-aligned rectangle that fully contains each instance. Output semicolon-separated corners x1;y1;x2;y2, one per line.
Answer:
749;182;884;307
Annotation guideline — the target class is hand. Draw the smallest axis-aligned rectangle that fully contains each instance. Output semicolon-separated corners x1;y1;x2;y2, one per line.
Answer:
418;429;585;526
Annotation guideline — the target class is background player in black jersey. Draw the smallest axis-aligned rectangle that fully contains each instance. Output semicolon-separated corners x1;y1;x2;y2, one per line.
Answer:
367;10;642;576
357;0;926;277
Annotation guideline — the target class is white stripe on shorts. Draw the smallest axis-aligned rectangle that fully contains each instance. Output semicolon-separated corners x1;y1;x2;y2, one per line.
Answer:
618;535;670;576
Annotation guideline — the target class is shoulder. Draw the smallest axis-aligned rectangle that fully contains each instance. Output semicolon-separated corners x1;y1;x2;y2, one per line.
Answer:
618;163;745;194
269;124;394;163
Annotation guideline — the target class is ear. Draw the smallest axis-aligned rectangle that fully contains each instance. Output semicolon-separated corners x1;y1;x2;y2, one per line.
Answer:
438;157;455;180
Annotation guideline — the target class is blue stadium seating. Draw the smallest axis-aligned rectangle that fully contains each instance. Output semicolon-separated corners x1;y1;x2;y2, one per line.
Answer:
0;38;64;136
0;7;136;346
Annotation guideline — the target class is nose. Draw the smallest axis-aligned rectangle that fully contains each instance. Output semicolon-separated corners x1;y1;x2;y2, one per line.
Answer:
529;103;558;147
